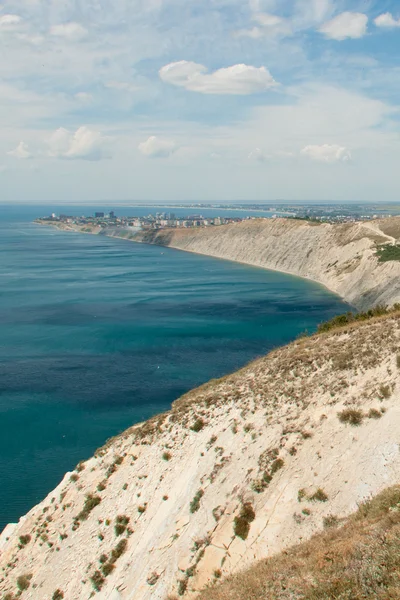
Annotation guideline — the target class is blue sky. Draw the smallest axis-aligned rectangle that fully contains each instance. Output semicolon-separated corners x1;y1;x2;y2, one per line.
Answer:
2;0;400;203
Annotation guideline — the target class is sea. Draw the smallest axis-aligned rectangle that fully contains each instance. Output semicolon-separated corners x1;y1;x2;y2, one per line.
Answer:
0;204;349;531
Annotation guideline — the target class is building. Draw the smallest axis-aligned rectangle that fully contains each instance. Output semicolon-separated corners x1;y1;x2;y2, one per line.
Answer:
95;212;105;218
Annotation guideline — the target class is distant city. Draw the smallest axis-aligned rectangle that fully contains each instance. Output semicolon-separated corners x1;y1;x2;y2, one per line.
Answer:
40;202;400;231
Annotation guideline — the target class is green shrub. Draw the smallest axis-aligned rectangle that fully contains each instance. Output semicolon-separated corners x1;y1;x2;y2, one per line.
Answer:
190;489;204;513
368;408;382;419
18;534;31;546
97;480;107;492
376;244;400;262
162;451;172;461
52;590;64;600
75;494;101;521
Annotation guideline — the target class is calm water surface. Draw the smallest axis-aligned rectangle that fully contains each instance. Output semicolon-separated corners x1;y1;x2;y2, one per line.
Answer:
0;205;348;530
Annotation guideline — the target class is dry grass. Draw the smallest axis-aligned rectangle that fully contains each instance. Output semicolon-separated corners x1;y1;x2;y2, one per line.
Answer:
198;486;400;600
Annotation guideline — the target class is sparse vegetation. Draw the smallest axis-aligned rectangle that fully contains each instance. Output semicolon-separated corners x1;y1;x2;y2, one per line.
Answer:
379;384;392;399
190;489;204;513
114;515;130;536
317;304;400;334
198;485;400;600
52;590;64;600
338;408;364;426
18;534;31;546
376;243;400;262
162;451;172;461
368;408;383;419
16;574;32;591
90;570;105;592
75;494;101;521
190;418;205;432
233;502;256;540
309;488;329;503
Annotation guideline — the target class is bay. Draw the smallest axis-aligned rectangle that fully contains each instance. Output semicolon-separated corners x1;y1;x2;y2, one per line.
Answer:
0;204;348;530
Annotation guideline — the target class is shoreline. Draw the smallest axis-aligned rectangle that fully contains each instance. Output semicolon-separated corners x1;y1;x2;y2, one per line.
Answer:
34;217;400;309
35;220;349;306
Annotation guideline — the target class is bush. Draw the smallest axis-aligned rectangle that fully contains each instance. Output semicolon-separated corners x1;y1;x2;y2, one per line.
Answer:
323;515;339;529
101;562;115;577
18;534;31;546
162;451;172;461
110;539;128;563
338;409;364;426
368;408;382;419
90;571;105;592
97;480;107;492
309;488;329;503
114;515;130;536
17;574;32;591
52;590;64;600
234;502;255;540
190;489;204;513
376;244;400;262
190;418;205;432
75;494;101;521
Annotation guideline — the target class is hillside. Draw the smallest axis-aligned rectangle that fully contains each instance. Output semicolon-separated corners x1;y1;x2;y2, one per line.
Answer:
1;311;400;600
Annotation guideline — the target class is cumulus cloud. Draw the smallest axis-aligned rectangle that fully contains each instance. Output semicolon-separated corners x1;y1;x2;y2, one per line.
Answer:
47;126;108;160
50;22;88;41
159;61;277;95
375;13;400;28
319;12;368;40
301;144;351;163
248;148;267;162
0;14;22;27
138;136;176;158
236;13;291;38
7;141;31;159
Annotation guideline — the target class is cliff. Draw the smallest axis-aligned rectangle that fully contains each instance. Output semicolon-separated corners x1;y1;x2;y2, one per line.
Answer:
134;218;400;309
37;217;400;309
1;311;400;600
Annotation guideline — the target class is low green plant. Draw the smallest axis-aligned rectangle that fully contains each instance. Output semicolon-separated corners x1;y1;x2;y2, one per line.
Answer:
309;488;329;503
190;418;205;432
75;494;101;521
52;590;64;600
234;502;255;540
190;489;204;513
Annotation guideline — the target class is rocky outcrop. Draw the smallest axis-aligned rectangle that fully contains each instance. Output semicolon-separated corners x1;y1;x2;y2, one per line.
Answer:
1;313;400;599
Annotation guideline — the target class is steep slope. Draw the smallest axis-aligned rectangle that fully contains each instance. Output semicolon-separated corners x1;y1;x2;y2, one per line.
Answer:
37;217;400;309
1;312;400;600
135;218;400;309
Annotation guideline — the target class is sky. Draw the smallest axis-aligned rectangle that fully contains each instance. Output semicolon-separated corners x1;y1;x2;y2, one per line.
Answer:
2;0;400;203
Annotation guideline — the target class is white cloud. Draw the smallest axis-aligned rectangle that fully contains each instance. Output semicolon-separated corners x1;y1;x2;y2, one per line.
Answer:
138;136;176;158
74;92;93;103
248;148;267;162
50;22;88;41
319;12;368;40
301;144;351;163
47;126;108;160
159;61;277;95
375;13;400;28
236;13;291;38
7;141;31;159
0;14;22;27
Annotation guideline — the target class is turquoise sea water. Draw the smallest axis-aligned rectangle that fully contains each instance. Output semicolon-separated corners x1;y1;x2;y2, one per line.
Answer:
0;205;348;531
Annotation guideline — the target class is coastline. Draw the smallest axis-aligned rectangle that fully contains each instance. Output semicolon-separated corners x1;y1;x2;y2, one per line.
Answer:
34;218;400;309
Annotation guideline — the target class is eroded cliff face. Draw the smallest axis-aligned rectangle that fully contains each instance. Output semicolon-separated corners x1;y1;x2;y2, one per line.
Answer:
134;218;400;309
1;314;400;600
